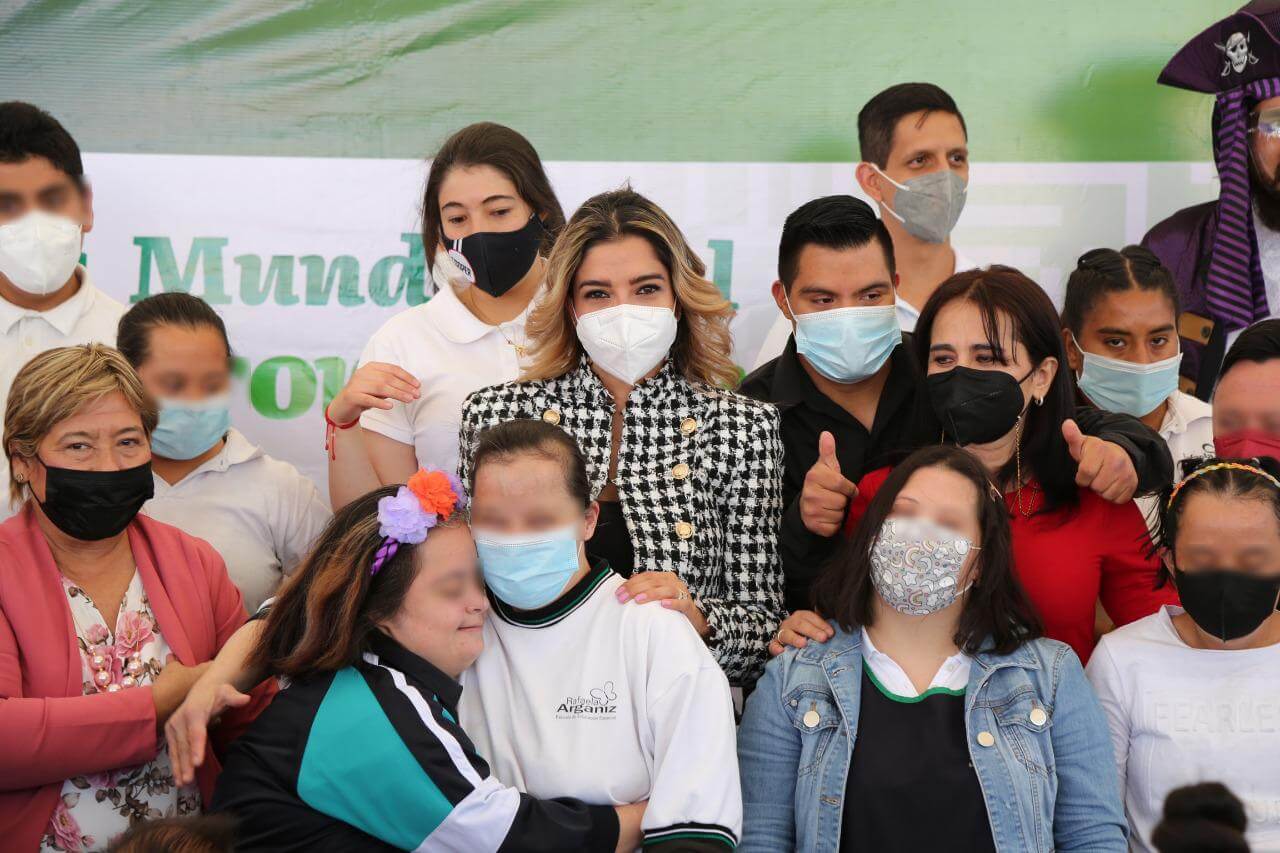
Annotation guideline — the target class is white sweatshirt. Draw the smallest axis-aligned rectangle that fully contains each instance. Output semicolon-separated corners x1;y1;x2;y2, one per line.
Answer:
460;562;742;850
1086;605;1280;853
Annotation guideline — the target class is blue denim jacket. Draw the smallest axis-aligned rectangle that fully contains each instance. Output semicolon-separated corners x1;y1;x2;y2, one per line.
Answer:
737;625;1126;852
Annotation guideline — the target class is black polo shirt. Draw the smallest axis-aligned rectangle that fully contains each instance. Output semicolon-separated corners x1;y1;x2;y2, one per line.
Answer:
740;337;930;611
740;333;1174;613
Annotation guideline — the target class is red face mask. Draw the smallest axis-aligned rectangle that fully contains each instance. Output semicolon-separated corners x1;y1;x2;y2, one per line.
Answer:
1214;429;1280;461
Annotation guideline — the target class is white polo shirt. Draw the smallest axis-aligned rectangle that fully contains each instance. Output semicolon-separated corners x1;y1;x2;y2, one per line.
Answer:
0;267;124;522
459;562;743;849
141;428;331;612
1135;391;1214;532
358;280;534;475
751;249;978;370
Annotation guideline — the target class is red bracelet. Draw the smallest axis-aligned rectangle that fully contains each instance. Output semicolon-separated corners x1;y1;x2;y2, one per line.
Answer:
324;404;360;461
325;403;360;431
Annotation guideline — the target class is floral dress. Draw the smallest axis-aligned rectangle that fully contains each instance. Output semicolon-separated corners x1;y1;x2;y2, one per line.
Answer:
40;573;200;852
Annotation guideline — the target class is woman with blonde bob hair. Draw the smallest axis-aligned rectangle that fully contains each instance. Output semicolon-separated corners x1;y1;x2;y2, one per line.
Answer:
0;344;274;851
459;187;785;685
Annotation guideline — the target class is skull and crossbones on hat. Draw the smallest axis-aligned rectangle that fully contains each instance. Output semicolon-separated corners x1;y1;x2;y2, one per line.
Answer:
1218;31;1261;76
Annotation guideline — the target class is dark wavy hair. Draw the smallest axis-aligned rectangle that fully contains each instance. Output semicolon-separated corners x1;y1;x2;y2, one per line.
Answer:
914;265;1079;513
813;444;1042;655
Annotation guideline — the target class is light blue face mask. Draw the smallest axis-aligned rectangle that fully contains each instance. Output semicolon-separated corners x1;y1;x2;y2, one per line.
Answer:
149;394;232;460
473;522;582;610
785;295;901;384
1073;335;1182;418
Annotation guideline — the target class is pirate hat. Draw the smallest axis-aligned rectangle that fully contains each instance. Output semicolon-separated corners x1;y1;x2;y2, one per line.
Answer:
1158;2;1280;332
1160;2;1280;93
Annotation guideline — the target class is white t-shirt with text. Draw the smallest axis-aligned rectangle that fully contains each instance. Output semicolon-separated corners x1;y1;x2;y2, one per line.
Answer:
459;564;742;848
1086;605;1280;853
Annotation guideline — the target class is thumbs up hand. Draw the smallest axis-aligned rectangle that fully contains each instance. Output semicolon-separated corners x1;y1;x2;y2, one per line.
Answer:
800;431;859;536
1062;418;1138;504
1062;418;1088;461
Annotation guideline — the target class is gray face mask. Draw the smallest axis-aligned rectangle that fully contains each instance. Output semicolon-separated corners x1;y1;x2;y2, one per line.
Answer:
870;164;967;244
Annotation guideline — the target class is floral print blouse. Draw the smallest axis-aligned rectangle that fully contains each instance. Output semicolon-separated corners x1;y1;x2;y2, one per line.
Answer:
40;573;199;852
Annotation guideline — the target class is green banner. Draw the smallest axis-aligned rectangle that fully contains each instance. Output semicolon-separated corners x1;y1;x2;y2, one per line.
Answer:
0;0;1239;162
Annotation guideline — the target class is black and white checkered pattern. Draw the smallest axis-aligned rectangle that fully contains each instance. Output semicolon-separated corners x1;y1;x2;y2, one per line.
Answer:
459;356;785;685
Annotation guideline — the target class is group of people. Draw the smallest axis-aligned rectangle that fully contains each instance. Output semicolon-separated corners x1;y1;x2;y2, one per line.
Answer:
4;4;1280;851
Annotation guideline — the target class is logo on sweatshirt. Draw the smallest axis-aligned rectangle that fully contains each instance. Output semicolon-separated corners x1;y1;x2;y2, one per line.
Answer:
555;680;618;720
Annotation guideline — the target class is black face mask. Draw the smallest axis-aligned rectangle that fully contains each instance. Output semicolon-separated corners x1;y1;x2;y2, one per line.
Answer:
926;365;1030;446
37;458;154;542
1174;567;1280;642
446;214;544;298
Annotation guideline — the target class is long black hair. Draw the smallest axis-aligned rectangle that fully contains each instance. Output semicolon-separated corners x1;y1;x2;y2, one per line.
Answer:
914;265;1079;512
813;444;1042;655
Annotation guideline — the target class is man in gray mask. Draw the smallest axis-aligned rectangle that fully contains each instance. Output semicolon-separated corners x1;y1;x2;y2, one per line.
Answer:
754;83;975;366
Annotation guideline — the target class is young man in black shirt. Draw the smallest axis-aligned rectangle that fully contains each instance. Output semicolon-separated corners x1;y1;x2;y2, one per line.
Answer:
740;196;1173;620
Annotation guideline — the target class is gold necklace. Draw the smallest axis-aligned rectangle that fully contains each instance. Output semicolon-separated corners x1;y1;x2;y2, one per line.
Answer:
459;286;528;358
1010;413;1037;518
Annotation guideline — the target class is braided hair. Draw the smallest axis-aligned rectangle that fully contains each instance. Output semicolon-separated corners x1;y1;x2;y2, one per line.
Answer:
1061;245;1179;337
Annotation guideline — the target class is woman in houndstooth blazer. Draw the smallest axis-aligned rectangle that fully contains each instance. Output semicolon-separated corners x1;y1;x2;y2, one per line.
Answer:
459;188;784;686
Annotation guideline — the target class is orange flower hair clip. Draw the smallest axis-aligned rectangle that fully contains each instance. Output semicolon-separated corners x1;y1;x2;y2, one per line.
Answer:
371;469;468;576
407;468;466;520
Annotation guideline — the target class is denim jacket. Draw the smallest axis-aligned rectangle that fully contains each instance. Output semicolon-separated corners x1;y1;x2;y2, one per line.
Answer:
737;624;1126;852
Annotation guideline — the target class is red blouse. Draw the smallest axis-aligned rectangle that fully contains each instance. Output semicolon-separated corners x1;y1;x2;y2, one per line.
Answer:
843;467;1178;664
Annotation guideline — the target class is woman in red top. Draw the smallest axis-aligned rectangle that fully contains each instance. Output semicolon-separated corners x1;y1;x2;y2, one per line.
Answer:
773;266;1176;664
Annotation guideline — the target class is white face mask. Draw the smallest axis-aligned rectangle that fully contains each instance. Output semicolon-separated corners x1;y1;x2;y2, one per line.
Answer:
575;304;678;385
0;210;83;296
431;248;465;292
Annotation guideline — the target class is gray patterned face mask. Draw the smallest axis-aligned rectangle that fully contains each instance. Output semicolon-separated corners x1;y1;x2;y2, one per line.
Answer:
870;515;978;616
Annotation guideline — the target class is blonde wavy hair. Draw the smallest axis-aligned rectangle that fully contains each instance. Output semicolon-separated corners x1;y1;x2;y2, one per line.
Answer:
4;344;158;504
522;187;738;388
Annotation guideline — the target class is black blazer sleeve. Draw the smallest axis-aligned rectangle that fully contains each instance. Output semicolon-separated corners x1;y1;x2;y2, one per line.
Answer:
1071;404;1174;495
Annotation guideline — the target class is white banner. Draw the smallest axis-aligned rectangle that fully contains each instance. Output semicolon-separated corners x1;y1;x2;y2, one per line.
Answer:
80;153;1218;491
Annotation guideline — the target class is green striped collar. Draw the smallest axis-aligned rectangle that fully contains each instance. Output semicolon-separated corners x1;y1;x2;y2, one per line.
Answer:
489;559;614;628
863;660;966;704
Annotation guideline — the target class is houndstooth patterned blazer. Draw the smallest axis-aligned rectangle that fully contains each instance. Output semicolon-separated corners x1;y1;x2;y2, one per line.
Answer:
458;356;785;685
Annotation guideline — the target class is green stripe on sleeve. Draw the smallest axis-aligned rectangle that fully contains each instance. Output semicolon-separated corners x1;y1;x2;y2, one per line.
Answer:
298;667;455;849
643;830;737;848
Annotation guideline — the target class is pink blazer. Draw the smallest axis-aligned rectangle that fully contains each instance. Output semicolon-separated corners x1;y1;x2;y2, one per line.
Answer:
0;504;276;851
